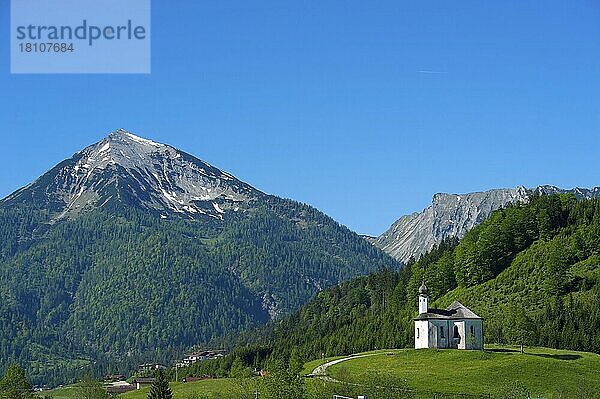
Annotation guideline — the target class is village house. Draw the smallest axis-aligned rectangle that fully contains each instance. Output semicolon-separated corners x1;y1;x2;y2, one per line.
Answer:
103;374;126;382
138;363;167;373
132;377;154;390
105;381;135;394
176;350;226;367
414;281;483;350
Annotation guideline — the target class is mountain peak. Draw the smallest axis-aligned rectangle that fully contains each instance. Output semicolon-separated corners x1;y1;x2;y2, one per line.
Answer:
2;130;262;220
108;127;129;137
110;127;130;136
82;129;169;171
105;129;163;147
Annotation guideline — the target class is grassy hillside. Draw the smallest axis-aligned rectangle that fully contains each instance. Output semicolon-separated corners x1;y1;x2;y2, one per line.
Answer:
325;347;600;398
42;346;600;398
40;379;236;399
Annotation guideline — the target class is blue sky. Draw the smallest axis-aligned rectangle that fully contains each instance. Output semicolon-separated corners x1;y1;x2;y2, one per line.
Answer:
1;1;599;235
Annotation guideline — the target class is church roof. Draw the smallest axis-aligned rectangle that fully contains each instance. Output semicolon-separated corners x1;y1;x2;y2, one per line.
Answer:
414;301;482;320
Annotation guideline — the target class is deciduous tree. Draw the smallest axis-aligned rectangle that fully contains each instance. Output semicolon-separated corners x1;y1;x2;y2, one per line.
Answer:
0;364;34;399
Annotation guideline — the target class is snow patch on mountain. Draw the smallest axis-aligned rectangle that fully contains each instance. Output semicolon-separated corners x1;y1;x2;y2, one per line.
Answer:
1;129;263;220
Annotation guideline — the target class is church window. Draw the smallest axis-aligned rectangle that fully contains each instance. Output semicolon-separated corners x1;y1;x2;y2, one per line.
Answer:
453;325;460;338
440;326;445;338
416;328;420;338
470;325;474;335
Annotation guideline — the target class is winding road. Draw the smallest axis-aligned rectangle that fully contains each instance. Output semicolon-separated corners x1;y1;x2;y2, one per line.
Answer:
308;351;396;382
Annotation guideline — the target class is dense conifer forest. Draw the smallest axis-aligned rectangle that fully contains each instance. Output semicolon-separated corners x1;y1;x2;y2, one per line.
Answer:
0;198;397;385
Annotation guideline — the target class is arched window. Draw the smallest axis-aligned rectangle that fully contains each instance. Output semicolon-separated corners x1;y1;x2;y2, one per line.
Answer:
470;325;474;335
453;325;460;339
440;326;445;338
416;328;420;338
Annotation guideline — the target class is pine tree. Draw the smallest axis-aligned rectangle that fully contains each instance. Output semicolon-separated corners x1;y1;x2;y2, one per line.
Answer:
288;347;304;375
147;369;173;399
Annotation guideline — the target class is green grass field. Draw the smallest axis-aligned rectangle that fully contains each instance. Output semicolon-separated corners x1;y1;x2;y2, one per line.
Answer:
120;379;237;399
41;346;600;399
327;346;600;398
42;379;238;399
36;386;77;399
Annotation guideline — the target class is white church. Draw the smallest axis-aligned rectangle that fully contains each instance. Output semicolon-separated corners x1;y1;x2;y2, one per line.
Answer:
414;281;484;350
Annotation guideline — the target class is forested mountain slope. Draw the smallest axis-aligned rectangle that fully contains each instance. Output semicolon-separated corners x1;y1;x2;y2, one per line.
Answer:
241;194;600;366
0;131;399;385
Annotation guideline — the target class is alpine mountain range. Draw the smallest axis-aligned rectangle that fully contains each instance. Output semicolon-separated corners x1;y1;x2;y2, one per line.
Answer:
0;129;597;383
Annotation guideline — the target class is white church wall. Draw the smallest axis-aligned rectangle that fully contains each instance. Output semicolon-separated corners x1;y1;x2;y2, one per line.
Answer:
429;319;449;349
415;319;484;350
454;321;466;349
414;320;429;349
464;319;484;350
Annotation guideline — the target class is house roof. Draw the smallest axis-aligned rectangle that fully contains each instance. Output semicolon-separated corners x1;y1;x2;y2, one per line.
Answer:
414;301;482;320
133;378;155;383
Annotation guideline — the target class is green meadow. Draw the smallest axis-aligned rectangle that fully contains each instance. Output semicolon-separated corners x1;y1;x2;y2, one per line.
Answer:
41;346;600;399
327;346;600;398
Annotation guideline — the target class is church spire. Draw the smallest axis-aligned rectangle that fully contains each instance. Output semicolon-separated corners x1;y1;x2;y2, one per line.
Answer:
418;280;429;314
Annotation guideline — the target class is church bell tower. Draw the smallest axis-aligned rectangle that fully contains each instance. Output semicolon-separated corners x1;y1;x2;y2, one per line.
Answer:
418;281;429;314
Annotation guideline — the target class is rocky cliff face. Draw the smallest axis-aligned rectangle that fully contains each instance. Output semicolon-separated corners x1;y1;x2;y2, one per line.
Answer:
374;185;600;263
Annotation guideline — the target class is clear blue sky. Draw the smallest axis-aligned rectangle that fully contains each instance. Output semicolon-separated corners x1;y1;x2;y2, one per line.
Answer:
1;1;599;235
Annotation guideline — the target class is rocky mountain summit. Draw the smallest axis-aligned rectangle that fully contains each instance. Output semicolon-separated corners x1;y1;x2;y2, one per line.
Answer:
2;129;260;220
533;185;600;199
374;185;600;263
